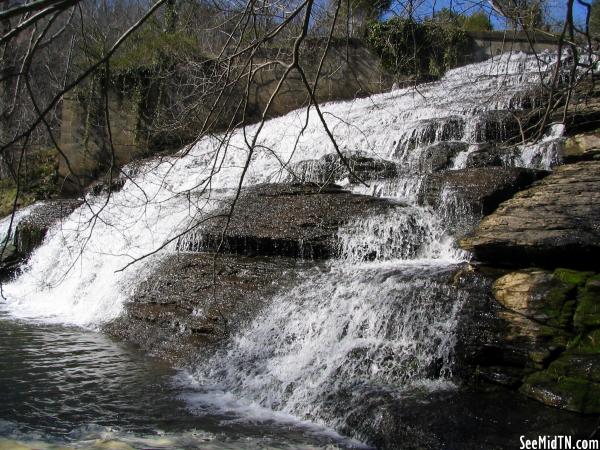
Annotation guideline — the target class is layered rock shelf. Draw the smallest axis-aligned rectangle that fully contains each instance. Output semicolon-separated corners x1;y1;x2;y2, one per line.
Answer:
177;182;399;258
461;161;600;269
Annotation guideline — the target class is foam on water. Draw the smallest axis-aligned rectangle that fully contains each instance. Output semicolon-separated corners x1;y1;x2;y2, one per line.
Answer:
192;262;467;428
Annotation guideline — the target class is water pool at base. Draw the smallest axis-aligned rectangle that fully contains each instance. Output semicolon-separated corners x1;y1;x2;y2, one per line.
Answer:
0;313;362;449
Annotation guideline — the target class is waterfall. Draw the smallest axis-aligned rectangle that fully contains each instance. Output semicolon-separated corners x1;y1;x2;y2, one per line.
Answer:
0;51;567;438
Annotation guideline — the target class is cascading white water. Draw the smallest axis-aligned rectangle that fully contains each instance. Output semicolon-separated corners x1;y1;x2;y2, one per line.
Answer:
0;52;568;437
190;262;467;427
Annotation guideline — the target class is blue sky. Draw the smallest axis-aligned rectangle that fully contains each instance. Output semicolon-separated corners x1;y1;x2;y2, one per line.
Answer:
384;0;589;29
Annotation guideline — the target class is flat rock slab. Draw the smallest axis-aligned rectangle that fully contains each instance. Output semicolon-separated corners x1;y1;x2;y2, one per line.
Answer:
461;161;600;269
178;183;398;258
105;252;307;365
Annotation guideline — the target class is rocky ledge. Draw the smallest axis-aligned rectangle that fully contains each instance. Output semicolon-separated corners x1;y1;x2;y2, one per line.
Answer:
105;252;306;365
461;161;600;269
177;183;399;259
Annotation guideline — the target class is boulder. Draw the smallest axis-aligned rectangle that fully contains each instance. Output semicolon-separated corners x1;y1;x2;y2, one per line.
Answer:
177;183;399;259
563;132;600;162
418;167;547;215
461;161;600;269
464;144;516;168
461;266;600;414
454;267;567;374
472;110;520;143
105;252;304;364
0;243;20;275
395;116;465;154
573;274;600;331
521;334;600;414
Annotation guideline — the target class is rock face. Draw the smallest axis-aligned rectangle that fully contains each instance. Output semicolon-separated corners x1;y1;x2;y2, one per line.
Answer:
460;267;600;414
105;253;305;364
461;161;600;269
418;167;547;215
0;200;82;277
177;183;399;258
493;269;582;329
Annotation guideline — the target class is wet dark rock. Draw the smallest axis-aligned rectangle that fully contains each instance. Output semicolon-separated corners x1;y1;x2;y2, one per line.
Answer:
473;110;520;143
285;152;399;184
418;167;547;215
0;243;20;276
521;351;600;414
177;183;399;259
327;384;597;449
14;200;82;256
105;252;306;365
399;116;465;153
413;141;469;172
87;175;126;196
464;144;517;168
457;292;569;373
461;161;600;270
0;200;82;278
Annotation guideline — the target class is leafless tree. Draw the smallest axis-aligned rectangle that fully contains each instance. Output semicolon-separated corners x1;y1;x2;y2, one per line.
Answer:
0;0;597;278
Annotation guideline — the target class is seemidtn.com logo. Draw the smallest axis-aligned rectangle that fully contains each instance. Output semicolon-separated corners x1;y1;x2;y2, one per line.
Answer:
520;436;599;450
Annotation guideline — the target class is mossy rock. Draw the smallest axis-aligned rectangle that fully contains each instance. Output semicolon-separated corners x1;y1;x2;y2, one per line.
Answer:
553;268;593;287
573;275;600;331
568;328;600;354
15;222;47;256
545;353;600;383
493;269;583;329
521;371;600;414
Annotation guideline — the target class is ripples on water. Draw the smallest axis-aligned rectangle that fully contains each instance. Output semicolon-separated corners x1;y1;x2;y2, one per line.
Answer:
0;314;363;449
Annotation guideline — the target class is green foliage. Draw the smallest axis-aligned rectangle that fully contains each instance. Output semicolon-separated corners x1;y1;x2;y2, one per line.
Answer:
79;17;201;75
463;12;493;31
429;8;493;31
553;268;593;287
0;181;35;219
0;148;59;218
366;17;469;78
351;0;392;19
